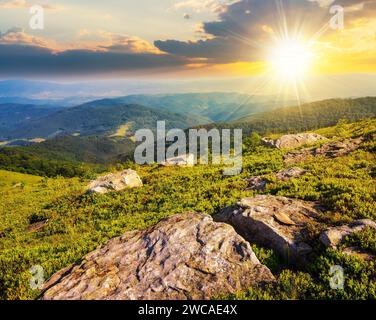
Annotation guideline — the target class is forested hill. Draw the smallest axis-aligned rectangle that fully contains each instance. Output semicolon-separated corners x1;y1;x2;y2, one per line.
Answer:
196;97;376;135
4;103;208;140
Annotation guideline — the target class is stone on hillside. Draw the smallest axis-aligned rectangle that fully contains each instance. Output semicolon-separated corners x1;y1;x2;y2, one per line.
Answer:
319;219;376;248
246;167;306;191
275;167;306;181
262;133;327;150
284;137;365;165
215;196;325;267
246;176;269;191
41;212;274;300
342;247;375;261
161;153;195;167
87;169;143;194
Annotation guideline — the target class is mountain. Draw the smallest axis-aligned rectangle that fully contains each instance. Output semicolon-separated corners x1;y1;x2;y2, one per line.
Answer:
3;103;207;139
0;103;63;133
114;92;292;122
197;97;376;135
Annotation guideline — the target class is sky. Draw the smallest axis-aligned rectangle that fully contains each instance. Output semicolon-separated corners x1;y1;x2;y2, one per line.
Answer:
0;0;376;98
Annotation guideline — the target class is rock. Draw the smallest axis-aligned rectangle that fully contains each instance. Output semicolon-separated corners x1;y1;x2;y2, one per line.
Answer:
246;176;269;191
319;219;376;248
275;167;306;181
215;196;325;267
27;219;49;232
41;212;274;300
342;247;375;261
262;133;327;150
246;167;306;191
274;212;296;226
161;153;195;167
284;137;365;165
87;169;143;194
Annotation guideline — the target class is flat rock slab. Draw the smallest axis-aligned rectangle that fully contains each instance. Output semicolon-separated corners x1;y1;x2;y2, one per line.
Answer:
88;169;143;194
319;219;376;248
215;196;325;267
284;137;365;165
262;133;327;150
41;212;274;300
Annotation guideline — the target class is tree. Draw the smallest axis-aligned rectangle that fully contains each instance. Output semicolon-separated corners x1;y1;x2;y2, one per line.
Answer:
244;132;261;152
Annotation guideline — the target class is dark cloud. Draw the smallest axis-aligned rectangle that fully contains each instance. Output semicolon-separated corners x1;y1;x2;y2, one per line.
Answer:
155;0;374;63
0;44;189;77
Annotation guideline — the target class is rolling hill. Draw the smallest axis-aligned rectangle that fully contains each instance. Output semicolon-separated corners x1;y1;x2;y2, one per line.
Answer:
0;103;63;133
196;97;376;135
114;92;292;122
3;103;207;139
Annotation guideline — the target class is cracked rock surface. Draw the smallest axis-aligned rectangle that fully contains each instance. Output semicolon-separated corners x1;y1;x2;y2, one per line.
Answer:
41;212;274;300
215;196;325;267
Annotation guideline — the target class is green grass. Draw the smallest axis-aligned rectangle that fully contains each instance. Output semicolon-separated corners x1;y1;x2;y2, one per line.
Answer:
0;119;375;300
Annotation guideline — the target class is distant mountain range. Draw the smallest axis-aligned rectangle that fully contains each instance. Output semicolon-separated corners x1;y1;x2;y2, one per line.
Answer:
1;103;205;140
0;92;295;140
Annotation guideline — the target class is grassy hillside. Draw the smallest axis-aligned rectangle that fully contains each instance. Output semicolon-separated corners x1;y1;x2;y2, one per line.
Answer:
5;103;207;139
0;119;375;300
197;97;376;135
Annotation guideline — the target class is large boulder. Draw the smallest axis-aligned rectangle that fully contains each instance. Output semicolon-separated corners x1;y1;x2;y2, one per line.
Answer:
319;219;376;248
284;137;365;165
41;212;274;300
262;133;327;150
215;196;325;267
87;169;143;194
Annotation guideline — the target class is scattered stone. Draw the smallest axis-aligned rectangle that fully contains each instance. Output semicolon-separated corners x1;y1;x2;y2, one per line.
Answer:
275;167;306;181
161;153;195;167
319;219;376;248
87;169;143;194
27;219;49;232
12;182;23;188
246;176;269;191
41;212;274;300
284;137;365;165
342;247;375;261
262;133;327;149
215;195;325;267
246;167;306;191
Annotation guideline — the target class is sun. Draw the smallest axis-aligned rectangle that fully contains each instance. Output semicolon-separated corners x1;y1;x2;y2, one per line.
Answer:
268;39;314;82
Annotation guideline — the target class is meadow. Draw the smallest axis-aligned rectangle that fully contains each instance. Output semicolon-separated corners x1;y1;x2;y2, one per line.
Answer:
0;119;375;300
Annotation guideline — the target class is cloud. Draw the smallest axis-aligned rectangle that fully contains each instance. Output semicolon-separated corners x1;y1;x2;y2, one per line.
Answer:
156;0;376;64
0;43;190;77
0;27;56;48
75;30;162;54
0;0;375;77
0;28;189;77
172;0;238;13
0;0;64;10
